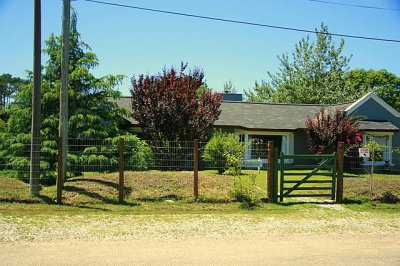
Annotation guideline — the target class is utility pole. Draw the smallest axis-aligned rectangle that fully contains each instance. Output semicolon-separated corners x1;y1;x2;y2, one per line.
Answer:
59;0;70;181
30;0;42;196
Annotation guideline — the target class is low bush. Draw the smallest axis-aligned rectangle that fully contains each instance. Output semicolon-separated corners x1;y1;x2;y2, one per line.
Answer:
203;130;246;175
231;174;261;209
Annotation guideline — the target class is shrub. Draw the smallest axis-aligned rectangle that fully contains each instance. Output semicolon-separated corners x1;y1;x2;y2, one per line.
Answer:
120;135;153;170
231;174;261;209
305;108;361;153
203;130;246;175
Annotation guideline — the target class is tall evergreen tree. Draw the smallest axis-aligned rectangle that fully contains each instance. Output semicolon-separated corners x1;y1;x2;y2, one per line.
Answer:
6;12;126;139
0;12;129;180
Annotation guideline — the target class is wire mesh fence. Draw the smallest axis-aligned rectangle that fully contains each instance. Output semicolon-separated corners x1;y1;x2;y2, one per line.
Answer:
0;138;399;204
344;148;400;175
0;138;57;185
0;139;273;176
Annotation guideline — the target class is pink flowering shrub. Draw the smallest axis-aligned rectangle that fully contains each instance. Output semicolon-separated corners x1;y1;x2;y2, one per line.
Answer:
305;108;362;154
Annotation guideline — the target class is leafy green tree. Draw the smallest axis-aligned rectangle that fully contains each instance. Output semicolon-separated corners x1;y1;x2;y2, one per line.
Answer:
363;137;384;175
344;69;400;111
246;23;352;104
223;80;237;94
244;80;274;102
0;12;140;180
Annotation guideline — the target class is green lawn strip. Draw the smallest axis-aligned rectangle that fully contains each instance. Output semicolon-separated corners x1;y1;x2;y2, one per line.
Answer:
1;200;399;216
1;170;399;206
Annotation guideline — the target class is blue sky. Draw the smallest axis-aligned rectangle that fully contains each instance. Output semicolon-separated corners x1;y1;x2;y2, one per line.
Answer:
1;0;399;96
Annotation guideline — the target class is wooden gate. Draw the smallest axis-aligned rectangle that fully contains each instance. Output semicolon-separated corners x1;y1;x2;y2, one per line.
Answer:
273;149;337;202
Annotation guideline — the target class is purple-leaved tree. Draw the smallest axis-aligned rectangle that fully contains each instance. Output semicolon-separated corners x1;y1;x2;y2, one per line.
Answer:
131;63;222;142
305;108;362;154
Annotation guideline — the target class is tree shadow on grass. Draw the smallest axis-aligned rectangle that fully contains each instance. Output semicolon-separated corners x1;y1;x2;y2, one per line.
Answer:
66;177;133;200
38;194;57;204
0;198;41;204
63;185;135;205
69;178;119;189
196;197;231;204
0;194;56;204
136;194;184;202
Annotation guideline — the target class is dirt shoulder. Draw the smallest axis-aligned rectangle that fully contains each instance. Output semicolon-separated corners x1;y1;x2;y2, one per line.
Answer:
1;236;399;266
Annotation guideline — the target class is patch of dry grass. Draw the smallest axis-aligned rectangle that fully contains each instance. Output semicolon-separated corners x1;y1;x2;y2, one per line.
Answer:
124;171;234;202
49;171;235;205
344;177;400;201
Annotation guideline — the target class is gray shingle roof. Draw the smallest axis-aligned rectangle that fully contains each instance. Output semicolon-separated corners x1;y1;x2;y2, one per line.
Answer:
112;97;398;132
214;101;351;131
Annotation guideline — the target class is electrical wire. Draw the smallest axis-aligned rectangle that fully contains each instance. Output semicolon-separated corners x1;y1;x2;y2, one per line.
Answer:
306;0;400;12
79;0;400;43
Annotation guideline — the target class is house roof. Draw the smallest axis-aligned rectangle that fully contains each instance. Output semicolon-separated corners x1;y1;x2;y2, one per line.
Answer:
109;97;137;125
112;93;398;132
346;92;400;118
358;121;399;132
214;101;351;131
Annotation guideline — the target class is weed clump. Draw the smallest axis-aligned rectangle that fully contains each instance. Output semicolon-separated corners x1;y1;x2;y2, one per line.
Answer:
374;191;399;204
231;174;261;209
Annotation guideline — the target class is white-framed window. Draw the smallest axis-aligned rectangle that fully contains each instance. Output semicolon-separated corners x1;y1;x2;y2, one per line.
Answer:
363;133;393;165
233;130;294;162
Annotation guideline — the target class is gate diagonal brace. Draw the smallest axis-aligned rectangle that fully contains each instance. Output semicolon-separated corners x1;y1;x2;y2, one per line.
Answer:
283;158;333;196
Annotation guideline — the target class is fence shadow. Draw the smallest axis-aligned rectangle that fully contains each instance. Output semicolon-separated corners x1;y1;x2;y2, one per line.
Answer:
277;200;337;206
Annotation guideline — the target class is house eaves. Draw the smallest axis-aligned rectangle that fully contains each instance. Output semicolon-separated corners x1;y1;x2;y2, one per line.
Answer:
215;101;352;131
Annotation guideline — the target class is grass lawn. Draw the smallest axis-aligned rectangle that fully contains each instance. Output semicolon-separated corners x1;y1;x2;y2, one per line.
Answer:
0;169;399;212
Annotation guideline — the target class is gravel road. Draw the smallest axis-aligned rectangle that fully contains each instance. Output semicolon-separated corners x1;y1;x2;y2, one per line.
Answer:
1;207;399;265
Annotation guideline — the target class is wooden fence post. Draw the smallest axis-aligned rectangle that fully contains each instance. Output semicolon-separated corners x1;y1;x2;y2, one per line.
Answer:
273;147;279;203
56;137;63;204
267;141;274;201
336;142;345;203
193;139;199;201
118;138;125;204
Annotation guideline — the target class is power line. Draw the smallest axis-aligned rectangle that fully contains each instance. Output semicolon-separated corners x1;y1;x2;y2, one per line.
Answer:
79;0;400;43
306;0;400;12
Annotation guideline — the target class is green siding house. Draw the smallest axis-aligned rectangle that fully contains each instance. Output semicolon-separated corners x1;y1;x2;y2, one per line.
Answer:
114;92;399;169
